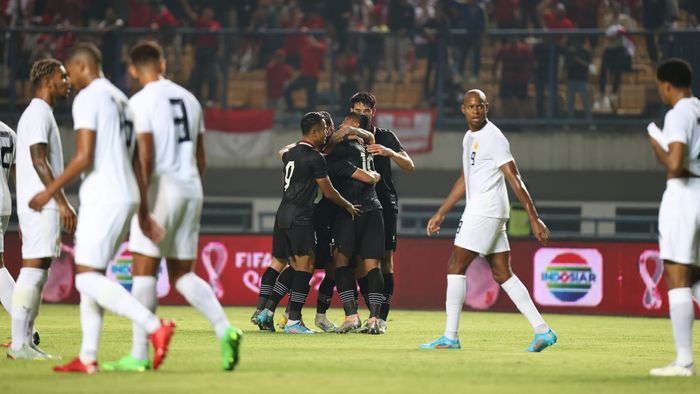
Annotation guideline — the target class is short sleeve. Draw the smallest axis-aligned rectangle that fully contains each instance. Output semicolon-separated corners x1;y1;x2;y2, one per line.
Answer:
22;114;50;146
491;135;514;168
386;130;404;152
72;91;98;131
310;151;328;179
197;104;206;135
663;108;692;145
130;95;152;134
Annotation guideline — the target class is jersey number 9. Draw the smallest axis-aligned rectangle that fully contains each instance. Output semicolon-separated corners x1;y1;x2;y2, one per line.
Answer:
283;161;295;191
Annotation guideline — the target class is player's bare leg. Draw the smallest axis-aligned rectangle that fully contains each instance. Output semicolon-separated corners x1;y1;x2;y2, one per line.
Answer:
8;258;50;359
54;264;174;373
285;254;316;333
486;251;556;352
166;259;242;371
253;257;287;328
420;246;479;349
650;261;695;376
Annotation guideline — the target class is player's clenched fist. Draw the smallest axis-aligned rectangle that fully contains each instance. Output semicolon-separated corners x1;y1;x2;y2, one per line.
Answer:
531;218;550;245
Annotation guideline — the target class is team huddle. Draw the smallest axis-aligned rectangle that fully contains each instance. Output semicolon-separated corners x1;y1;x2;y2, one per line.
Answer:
0;42;241;373
0;41;697;377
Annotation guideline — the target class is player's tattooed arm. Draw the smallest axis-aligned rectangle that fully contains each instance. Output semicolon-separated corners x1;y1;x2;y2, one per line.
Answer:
277;143;296;161
27;132;95;233
500;161;550;245
29;143;77;233
332;126;375;145
316;177;361;219
649;139;687;178
426;173;465;235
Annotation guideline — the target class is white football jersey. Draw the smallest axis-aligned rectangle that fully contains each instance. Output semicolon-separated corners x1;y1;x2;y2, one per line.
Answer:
0;122;16;216
16;98;64;214
72;78;139;205
462;121;514;219
663;97;700;176
129;79;204;197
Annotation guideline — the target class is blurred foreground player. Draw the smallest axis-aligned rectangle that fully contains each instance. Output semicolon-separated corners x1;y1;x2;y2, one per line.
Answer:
29;43;174;373
101;42;241;372
420;90;555;351
256;112;360;333
647;59;700;377
0;121;16;345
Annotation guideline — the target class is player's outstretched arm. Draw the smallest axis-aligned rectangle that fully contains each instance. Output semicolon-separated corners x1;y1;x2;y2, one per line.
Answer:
316;177;361;219
427;173;465;236
28;130;95;220
351;168;381;184
500;161;549;245
29;143;77;233
649;139;686;178
367;144;415;172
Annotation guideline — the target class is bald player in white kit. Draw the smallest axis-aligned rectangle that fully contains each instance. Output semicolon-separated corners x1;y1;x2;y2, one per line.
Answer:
420;89;556;352
101;41;241;373
28;43;175;373
647;59;700;377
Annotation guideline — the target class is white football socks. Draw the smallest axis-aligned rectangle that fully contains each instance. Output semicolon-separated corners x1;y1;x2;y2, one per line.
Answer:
668;288;694;366
75;272;161;335
11;267;47;350
0;267;15;315
78;294;103;364
444;274;466;341
176;272;230;339
501;275;549;335
130;276;157;361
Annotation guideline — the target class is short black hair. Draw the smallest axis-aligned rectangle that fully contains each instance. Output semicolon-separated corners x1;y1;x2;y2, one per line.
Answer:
343;112;370;130
301;112;325;135
67;42;102;66
129;41;163;67
29;58;62;87
657;58;693;88
350;91;376;109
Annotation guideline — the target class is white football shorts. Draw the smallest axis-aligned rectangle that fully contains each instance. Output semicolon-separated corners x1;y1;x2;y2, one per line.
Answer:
18;209;60;259
74;202;137;269
454;212;510;255
658;178;700;265
129;176;202;260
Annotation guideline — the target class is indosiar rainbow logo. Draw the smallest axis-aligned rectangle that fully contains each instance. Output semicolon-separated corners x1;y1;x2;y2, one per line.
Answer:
541;252;597;302
534;248;603;307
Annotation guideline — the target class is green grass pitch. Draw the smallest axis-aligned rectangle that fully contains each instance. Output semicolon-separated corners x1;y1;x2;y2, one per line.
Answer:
1;305;698;393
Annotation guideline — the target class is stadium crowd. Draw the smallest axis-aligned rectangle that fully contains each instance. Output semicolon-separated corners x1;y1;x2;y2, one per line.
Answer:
1;0;700;119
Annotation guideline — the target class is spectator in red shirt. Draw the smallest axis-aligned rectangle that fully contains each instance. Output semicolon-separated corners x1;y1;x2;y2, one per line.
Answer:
151;3;182;79
493;0;520;29
284;29;326;112
266;48;294;110
336;46;359;110
185;5;222;106
493;37;534;118
541;2;574;30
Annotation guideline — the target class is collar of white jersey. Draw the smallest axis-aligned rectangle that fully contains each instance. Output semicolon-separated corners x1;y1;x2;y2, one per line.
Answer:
466;120;491;134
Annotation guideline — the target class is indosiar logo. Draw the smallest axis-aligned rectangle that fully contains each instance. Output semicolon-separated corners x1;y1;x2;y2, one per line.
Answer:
534;248;603;307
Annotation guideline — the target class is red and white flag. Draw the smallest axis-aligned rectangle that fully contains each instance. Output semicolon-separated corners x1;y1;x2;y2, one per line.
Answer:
204;108;275;164
375;110;434;154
